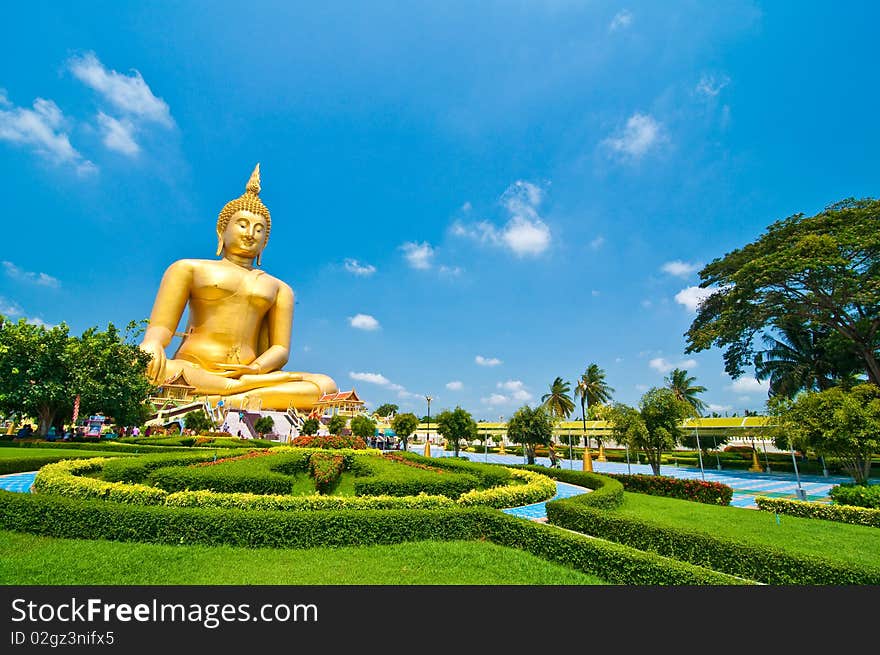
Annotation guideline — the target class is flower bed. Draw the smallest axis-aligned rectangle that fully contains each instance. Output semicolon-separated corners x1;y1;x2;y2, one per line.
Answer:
290;434;366;449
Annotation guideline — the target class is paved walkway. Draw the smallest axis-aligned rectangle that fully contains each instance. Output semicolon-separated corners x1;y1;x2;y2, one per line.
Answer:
502;481;588;521
416;447;849;509
0;471;37;493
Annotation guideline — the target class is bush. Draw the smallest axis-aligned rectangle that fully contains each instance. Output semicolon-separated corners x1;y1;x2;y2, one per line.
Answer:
100;452;220;483
457;469;556;508
164;490;456;511
0;452;122;475
516;466;624;510
351;456;481;499
309;452;345;494
545;492;880;584
0;491;743;584
755;496;880;529
606;473;732;505
395;452;511;488
829;483;880;509
33;459;169;505
291;434;366;450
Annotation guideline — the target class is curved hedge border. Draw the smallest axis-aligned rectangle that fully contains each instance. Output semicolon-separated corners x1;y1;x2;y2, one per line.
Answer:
1;441;207;454
517;466;624;509
545;492;880;585
755;496;880;529
100;452;228;483
604;473;732;506
0;490;745;585
33;456;554;512
829;483;880;509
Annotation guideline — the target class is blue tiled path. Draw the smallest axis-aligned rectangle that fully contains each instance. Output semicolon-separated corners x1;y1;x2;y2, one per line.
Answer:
502;481;588;521
416;447;849;511
0;471;37;493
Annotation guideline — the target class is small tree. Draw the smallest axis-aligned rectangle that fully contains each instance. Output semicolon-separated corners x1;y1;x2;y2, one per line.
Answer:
391;412;419;452
507;405;554;465
350;414;377;442
253;415;275;437
327;414;347;435
434;407;477;457
374;403;399;418
183;409;213;433
608;388;692;475
770;384;880;484
300;418;320;436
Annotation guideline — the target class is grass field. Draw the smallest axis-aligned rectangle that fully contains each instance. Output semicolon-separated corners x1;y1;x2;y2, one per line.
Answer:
614;493;880;568
0;531;607;585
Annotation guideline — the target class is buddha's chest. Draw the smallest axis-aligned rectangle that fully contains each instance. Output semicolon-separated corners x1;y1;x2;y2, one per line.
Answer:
190;266;277;311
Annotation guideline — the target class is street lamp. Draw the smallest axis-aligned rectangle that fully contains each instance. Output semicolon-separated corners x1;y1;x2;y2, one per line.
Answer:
790;446;807;501
425;395;432;455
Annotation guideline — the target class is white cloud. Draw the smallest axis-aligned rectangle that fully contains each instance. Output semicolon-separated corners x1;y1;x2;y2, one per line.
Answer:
483;393;509;406
349;372;390;385
591;290;600;297
609;9;633;31
476;355;502;367
446;381;463;391
3;261;60;288
68;52;173;127
0;96;96;174
25;317;54;328
97;112;139;156
344;258;376;276
726;378;770;394
661;260;702;278
0;297;23;316
649;357;697;374
641;299;653;309
452;180;552;257
438;265;463;277
400;241;434;270
707;403;733;413
615;357;624;363
348;313;380;330
603;112;665;160
635;384;649;391
497;380;532;402
674;286;714;313
696;74;730;98
589;236;605;250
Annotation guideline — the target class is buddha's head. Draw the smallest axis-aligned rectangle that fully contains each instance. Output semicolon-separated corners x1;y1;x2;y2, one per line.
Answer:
217;163;272;265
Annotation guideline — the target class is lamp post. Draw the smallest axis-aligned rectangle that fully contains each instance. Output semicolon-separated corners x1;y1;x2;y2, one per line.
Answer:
790;446;807;501
425;395;432;457
694;421;705;481
498;415;506;455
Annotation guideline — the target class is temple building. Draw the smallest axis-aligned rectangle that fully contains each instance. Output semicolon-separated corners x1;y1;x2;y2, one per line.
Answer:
312;390;365;417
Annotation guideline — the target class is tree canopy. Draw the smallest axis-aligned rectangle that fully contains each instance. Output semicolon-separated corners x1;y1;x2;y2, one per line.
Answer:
300;418;320;436
684;198;880;386
184;409;214;433
506;405;554;465
349;414;377;441
326;414;347;435
390;412;419;451
665;368;707;415
374;403;399;418
541;376;575;420
0;317;154;435
574;363;614;447
434;406;477;457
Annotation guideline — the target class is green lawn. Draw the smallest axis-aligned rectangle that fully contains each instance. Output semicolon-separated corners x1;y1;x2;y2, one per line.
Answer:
0;448;135;460
614;493;880;568
0;531;607;585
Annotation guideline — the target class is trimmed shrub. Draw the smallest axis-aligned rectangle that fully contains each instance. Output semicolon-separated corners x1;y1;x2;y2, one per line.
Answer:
0;491;743;585
309;452;345;494
33;459;168;505
165;490;456;511
457;469;556;508
147;465;295;495
755;496;880;528
0;452;128;475
101;452;220;483
291;434;366;449
516;466;624;509
396;452;511;488
605;473;732;505
829;483;880;509
545;492;880;585
352;456;480;499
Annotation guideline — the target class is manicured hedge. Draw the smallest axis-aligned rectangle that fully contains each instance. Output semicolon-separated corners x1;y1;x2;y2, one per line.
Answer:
0;453;118;475
829;483;880;509
399;452;512;488
0;491;743;585
755;496;880;528
516;466;624;509
545;492;880;585
0;441;197;455
33;459;168;505
100;452;221;483
605;473;732;505
457;469;556;508
165;490;457;511
309;452;345;494
147;465;295;495
351;456;481;499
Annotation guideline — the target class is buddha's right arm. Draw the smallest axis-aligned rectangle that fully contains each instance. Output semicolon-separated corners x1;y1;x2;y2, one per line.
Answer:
142;260;194;348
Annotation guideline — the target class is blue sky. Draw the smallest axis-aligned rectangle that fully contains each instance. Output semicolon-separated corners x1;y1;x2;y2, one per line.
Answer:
1;1;878;420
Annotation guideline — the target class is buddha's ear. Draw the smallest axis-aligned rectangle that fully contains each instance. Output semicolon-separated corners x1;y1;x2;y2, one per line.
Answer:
256;250;263;267
215;232;224;257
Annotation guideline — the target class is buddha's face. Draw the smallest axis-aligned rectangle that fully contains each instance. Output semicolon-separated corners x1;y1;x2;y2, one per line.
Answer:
220;209;268;260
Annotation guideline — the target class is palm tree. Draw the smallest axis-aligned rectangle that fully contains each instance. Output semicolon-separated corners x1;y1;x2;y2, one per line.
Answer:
573;364;615;448
541;377;575;420
665;368;708;416
754;322;863;399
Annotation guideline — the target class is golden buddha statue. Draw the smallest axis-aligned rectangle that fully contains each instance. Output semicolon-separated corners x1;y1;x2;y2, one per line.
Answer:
139;164;337;411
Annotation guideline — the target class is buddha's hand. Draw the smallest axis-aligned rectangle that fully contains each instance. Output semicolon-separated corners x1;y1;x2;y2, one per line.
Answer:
140;340;167;383
214;363;262;379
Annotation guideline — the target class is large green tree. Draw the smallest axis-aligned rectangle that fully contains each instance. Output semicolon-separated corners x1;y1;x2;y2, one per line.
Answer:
769;384;880;484
253;415;275;437
665;368;707;416
574;363;614;448
541;376;575;420
350;414;377;442
754;322;863;398
390;412;419;452
0;317;153;435
685;198;880;386
327;414;347;435
184;409;214;433
374;403;399;418
507;405;554;465
608;388;692;475
434;407;477;457
300;418;320;436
